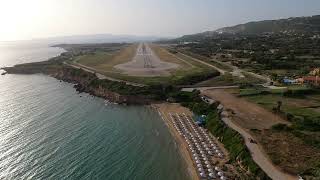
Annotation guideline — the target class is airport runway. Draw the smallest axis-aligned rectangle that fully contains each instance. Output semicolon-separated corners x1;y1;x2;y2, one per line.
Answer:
115;43;178;76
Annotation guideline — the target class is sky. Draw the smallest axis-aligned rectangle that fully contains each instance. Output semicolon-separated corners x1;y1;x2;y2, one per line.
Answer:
0;0;319;41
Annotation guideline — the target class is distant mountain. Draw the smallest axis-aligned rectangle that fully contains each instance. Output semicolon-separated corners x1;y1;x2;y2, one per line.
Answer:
216;15;320;34
175;15;320;42
34;34;165;44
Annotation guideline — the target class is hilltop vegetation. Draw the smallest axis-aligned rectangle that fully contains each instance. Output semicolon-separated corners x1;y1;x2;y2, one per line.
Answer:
216;15;320;34
156;15;320;179
159;15;320;79
175;15;320;41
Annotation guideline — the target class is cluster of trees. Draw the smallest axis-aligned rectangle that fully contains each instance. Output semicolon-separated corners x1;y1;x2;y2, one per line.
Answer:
174;32;320;74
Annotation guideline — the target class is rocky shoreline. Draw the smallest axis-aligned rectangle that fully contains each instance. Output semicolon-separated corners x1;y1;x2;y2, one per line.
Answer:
3;65;153;105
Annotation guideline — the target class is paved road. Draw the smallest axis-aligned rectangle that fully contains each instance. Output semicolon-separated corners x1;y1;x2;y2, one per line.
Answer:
181;86;239;92
211;58;271;83
210;58;245;78
64;62;146;87
166;50;196;68
178;51;271;83
177;53;226;75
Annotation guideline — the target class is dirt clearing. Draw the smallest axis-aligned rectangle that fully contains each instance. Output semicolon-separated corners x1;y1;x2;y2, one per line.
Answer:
202;89;289;130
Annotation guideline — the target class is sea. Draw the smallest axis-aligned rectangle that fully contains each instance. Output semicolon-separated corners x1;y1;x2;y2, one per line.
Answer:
0;41;189;180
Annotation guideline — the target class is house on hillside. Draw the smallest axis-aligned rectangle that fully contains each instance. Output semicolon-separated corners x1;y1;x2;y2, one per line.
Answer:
303;76;320;86
283;78;298;85
310;68;320;76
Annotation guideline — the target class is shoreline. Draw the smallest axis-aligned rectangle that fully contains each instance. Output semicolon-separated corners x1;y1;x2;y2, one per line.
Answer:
152;103;200;180
152;103;242;179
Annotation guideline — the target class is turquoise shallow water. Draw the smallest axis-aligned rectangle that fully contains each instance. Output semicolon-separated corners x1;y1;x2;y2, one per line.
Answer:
0;43;190;180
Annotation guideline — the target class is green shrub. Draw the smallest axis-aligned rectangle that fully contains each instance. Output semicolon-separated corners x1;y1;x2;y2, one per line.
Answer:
271;123;293;131
205;111;270;179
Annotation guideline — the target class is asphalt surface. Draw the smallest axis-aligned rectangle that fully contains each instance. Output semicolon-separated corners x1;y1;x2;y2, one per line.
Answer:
115;43;179;77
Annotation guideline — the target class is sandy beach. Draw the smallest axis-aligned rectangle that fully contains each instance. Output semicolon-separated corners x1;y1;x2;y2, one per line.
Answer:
152;103;235;180
152;103;200;180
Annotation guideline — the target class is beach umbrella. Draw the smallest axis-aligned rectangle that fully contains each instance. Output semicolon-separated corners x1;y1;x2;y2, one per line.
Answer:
206;164;212;168
220;176;227;180
217;172;223;177
214;167;220;171
208;169;214;173
209;173;216;178
204;161;210;164
199;172;206;178
197;164;202;168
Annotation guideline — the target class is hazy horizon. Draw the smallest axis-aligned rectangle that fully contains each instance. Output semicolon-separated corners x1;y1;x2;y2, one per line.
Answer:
1;0;320;41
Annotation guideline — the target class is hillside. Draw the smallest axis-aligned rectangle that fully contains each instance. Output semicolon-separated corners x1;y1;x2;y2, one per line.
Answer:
175;15;320;41
216;15;320;34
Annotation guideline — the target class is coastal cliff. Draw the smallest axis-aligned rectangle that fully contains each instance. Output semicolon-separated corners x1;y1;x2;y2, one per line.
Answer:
3;64;152;105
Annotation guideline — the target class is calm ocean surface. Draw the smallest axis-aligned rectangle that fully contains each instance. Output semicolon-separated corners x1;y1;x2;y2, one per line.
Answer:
0;42;189;180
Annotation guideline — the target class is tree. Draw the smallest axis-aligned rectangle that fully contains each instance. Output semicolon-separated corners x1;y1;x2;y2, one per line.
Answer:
270;73;278;82
276;101;282;112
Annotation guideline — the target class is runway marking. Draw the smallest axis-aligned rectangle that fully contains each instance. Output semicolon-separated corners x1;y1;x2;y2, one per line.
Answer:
137;53;152;56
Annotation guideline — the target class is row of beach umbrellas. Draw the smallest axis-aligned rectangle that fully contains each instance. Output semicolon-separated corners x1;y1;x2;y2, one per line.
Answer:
169;112;227;180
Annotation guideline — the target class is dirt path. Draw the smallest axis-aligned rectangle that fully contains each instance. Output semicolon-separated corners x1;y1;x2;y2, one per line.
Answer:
221;117;298;180
202;89;298;180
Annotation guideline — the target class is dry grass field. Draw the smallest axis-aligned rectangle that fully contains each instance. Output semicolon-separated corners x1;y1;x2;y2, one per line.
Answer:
73;43;216;84
253;130;320;176
148;44;195;70
75;44;138;72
